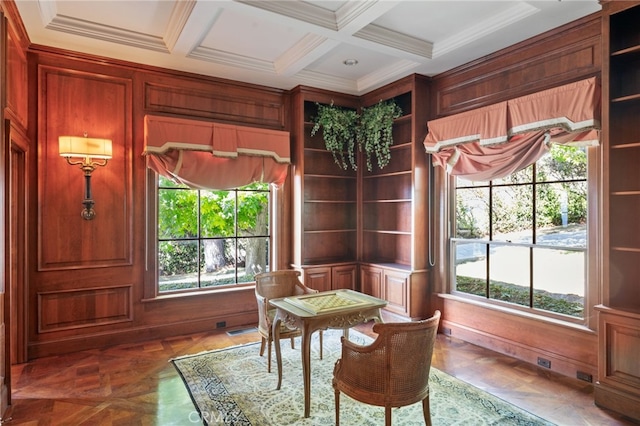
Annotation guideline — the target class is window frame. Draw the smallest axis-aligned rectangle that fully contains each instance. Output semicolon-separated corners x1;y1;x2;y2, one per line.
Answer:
445;146;600;329
143;169;278;300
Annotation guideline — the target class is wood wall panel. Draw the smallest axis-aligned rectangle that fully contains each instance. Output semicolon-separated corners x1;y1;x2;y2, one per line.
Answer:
144;80;285;129
433;14;601;117
37;285;132;332
595;307;640;420
437;43;599;115
6;24;27;128
436;296;598;378
38;67;132;270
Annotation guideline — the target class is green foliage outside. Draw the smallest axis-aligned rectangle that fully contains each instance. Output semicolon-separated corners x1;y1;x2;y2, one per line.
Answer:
456;144;587;237
456;276;584;317
157;177;269;290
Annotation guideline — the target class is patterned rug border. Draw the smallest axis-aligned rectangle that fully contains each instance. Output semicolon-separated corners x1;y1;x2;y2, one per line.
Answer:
172;331;555;426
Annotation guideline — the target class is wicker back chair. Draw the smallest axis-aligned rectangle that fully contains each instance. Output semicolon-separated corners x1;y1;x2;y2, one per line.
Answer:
332;310;441;426
254;270;323;372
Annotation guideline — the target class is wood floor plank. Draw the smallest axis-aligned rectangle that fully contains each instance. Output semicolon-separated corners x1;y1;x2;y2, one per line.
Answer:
4;323;636;425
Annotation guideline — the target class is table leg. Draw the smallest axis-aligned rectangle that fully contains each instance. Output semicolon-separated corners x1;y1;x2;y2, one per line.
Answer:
301;326;313;418
273;315;283;391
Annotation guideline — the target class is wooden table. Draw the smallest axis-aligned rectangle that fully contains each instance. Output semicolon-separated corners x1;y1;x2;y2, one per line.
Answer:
271;289;387;418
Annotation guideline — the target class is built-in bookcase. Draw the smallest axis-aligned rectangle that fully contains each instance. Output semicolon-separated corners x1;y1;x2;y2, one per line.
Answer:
359;75;431;318
290;88;359;293
290;76;432;316
597;2;640;422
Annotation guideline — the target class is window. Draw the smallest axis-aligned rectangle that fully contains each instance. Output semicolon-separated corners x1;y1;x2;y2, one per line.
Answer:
156;175;270;294
452;144;587;320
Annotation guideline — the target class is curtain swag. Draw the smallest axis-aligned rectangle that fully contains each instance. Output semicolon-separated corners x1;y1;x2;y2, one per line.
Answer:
143;115;291;189
423;77;600;180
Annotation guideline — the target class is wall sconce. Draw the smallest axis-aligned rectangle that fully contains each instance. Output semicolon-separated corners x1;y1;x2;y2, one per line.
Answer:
59;134;113;220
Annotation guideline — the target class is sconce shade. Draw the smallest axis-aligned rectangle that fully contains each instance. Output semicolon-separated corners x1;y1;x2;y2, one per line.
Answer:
59;136;113;159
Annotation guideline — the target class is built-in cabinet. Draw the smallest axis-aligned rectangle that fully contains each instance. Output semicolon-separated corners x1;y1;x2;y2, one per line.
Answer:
359;75;431;319
360;264;410;316
290;87;360;293
598;1;640;421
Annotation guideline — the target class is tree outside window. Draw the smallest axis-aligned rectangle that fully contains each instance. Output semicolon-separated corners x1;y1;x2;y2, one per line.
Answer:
453;144;587;319
157;176;270;293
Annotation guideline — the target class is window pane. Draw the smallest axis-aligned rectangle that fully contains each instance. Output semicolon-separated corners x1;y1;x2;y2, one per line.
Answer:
243;182;270;191
237;190;269;237
492;185;533;243
201;238;237;287
456;176;489;187
158;240;199;292
536;182;587;248
493;164;532;185
532;247;585;317
201;190;234;238
488;245;530;307
238;237;270;281
454;240;487;297
158;175;187;188
456;187;489;238
537;145;586;182
158;188;198;239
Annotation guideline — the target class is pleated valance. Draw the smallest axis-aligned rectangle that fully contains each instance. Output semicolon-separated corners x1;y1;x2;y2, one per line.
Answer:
143;115;290;189
423;77;600;180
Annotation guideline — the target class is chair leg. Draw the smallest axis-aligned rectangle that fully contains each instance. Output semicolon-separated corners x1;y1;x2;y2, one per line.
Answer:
334;389;340;426
422;395;432;426
267;337;272;373
319;331;323;360
259;337;266;356
290;336;295;349
385;406;392;426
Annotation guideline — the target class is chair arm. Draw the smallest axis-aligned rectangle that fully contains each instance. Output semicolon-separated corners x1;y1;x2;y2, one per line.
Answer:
294;281;318;295
255;293;272;326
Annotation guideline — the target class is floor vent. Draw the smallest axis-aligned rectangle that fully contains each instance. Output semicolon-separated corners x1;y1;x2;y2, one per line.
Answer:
227;327;258;336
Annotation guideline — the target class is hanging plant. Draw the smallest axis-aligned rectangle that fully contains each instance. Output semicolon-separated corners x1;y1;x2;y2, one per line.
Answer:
311;102;359;171
357;99;403;172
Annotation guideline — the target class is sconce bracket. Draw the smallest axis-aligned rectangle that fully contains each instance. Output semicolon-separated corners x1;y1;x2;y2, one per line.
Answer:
81;199;96;220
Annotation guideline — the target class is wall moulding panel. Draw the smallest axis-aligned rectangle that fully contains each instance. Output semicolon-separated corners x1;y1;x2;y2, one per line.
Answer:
6;23;28;128
433;14;601;117
434;295;598;379
37;66;133;270
37;285;133;333
143;79;286;130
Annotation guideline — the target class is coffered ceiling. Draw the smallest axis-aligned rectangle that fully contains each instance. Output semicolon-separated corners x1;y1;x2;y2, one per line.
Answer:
15;1;601;95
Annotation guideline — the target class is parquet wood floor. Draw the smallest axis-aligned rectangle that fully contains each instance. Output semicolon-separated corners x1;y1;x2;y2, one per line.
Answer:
3;320;636;425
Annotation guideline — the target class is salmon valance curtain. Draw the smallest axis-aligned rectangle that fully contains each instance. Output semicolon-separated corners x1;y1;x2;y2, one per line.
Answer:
423;77;600;181
143;115;291;189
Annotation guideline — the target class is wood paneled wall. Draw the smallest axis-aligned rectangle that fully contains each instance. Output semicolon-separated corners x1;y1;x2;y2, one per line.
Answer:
20;47;289;359
38;68;132;270
430;12;602;380
1;0;607;382
432;13;602;117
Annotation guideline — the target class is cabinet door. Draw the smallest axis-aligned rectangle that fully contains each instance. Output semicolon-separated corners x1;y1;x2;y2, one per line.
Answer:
383;270;409;315
361;265;383;299
332;264;356;290
304;266;332;292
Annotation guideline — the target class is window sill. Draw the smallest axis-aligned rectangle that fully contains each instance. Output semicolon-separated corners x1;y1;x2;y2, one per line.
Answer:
436;292;596;334
142;283;255;303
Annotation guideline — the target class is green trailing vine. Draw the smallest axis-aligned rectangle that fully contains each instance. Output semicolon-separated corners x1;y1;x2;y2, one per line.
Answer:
358;100;403;172
311;99;402;172
311;102;359;170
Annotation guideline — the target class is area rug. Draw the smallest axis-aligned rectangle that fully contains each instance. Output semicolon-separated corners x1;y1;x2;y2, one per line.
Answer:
172;330;554;425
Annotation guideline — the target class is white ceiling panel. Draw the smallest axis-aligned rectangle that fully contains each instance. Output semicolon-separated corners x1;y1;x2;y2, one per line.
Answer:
14;0;602;95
